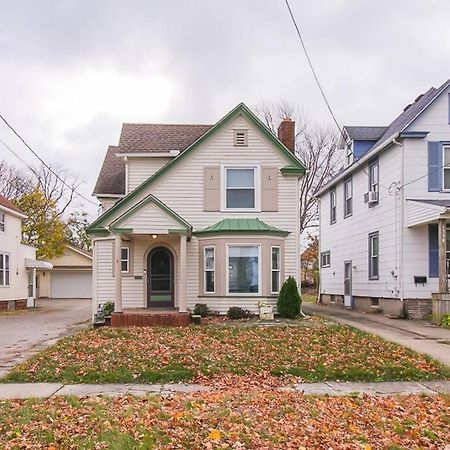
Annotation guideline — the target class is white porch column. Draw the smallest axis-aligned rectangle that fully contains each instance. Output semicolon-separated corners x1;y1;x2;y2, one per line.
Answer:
438;218;447;294
114;234;123;312
179;234;187;313
32;267;37;306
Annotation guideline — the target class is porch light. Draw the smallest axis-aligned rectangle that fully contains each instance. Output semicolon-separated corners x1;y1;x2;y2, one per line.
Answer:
152;234;158;239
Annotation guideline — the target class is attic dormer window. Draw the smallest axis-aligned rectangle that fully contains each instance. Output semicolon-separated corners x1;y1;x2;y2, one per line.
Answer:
234;129;248;146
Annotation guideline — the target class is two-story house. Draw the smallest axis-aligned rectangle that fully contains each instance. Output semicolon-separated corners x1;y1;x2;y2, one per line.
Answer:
87;103;305;325
317;78;450;321
0;194;52;310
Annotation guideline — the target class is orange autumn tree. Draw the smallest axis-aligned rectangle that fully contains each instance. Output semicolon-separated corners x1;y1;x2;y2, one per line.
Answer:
301;235;319;288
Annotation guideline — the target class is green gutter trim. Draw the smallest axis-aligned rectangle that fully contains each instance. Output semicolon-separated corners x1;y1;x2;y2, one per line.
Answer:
110;227;133;234
280;166;306;176
194;229;290;237
89;228;110;236
86;102;306;233
169;228;189;235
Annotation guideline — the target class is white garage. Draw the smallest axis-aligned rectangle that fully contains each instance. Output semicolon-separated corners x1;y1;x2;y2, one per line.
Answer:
50;271;92;299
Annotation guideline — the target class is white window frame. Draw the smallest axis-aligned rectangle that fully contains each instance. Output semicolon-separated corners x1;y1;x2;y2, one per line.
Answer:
443;145;450;191
0;213;5;232
345;142;353;166
369;161;379;193
203;245;215;294
226;243;261;296
344;178;353;218
369;232;379;280
221;165;261;212
330;188;336;224
0;252;10;287
121;247;130;273
321;251;330;268
271;246;281;294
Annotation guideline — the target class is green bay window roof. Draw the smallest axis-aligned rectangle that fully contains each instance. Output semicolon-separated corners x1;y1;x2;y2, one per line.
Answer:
194;218;289;236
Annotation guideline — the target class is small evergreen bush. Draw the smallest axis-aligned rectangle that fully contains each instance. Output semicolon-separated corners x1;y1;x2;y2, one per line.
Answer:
277;276;301;318
102;301;115;317
193;303;211;317
441;313;450;328
227;306;251;320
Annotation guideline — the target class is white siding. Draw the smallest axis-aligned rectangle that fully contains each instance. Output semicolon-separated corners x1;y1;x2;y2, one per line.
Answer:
94;239;114;306
127;157;171;192
99;198;120;214
95;114;300;312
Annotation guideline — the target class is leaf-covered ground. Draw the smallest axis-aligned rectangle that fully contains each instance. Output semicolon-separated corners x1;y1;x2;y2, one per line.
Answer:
4;319;449;384
0;392;449;449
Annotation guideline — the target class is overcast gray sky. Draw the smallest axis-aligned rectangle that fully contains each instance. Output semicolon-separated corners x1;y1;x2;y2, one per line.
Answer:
1;0;449;217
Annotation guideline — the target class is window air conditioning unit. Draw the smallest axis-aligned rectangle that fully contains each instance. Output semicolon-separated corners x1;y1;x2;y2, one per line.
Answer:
367;190;378;204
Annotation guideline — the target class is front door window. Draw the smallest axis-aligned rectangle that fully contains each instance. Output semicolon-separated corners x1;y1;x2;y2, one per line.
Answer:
148;247;174;307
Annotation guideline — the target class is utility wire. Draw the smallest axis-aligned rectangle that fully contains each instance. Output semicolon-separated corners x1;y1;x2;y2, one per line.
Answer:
401;161;450;189
0;114;98;206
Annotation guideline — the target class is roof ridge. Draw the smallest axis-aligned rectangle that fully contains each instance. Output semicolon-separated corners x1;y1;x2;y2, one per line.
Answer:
121;123;213;127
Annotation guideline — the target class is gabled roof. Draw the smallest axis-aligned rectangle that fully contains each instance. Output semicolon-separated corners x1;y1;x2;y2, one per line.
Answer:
93;146;126;196
194;218;289;236
88;103;306;235
344;126;388;141
118;123;213;153
0;194;24;215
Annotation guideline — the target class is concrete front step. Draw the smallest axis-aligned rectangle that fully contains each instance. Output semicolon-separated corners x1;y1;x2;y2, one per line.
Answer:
0;380;448;399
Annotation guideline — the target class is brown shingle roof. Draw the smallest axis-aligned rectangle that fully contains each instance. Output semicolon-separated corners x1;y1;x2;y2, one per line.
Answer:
94;124;213;196
0;194;23;214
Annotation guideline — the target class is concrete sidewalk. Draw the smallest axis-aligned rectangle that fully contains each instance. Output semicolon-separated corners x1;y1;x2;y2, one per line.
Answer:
302;302;450;366
0;380;448;399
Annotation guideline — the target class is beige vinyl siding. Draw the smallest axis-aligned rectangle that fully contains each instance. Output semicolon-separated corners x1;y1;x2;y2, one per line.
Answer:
99;198;120;214
45;247;92;267
95;114;300;312
94;239;115;306
127;157;171;192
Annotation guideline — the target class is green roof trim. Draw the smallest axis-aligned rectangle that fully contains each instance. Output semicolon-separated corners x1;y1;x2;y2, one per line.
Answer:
281;166;306;176
87;102;306;233
194;218;289;236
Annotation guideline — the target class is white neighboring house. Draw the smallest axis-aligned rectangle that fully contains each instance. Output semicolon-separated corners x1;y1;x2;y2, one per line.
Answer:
39;245;92;299
0;194;52;310
317;78;450;321
87;103;305;324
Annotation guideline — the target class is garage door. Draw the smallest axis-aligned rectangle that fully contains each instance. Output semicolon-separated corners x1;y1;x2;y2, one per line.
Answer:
51;272;92;299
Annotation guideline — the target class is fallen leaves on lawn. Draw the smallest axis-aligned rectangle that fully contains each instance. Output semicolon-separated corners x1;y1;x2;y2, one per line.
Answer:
0;393;448;449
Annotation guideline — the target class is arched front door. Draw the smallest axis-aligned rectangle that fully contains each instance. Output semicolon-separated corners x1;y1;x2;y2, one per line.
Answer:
147;247;174;307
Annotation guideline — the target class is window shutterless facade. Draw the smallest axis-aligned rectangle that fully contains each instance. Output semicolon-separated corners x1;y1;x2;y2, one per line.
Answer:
121;247;129;273
344;178;352;217
0;252;10;286
320;251;330;268
271;246;281;293
369;160;379;194
227;244;260;294
330;188;336;224
0;213;4;232
368;232;379;280
204;246;215;293
443;146;450;190
224;167;258;210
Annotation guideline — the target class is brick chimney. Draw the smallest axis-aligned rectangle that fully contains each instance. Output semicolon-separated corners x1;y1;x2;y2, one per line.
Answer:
277;118;295;153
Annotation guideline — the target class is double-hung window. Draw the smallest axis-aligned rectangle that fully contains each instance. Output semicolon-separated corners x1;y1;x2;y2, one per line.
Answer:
443;146;450;190
344;178;353;217
330;188;336;224
121;247;129;273
368;232;379;280
369;161;379;194
0;253;10;286
225;167;257;210
204;246;215;293
271;246;281;293
0;213;4;232
227;245;260;294
321;251;330;268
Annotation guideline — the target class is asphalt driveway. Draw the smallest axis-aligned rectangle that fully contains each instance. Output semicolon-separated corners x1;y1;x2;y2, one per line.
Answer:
303;302;450;367
0;299;91;377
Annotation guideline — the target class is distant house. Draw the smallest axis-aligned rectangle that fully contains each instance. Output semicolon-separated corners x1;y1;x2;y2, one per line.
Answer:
39;245;92;299
0;194;52;310
87;103;306;325
317;78;450;321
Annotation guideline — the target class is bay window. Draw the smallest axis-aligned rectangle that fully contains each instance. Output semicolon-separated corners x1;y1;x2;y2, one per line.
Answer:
204;246;215;293
271;246;281;293
225;167;257;209
227;245;260;294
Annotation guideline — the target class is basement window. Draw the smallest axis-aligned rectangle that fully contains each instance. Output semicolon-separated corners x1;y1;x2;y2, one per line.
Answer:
234;129;248;146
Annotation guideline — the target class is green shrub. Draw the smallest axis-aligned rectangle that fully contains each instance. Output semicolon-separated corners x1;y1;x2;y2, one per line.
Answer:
440;313;450;328
277;276;301;318
193;303;210;317
227;306;251;320
102;301;115;317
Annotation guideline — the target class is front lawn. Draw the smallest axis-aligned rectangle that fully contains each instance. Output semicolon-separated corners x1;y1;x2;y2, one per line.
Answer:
4;319;449;384
0;393;449;449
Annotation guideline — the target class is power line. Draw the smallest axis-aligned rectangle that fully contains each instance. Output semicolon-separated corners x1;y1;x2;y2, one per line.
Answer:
0;114;97;206
0;138;38;177
401;161;450;189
